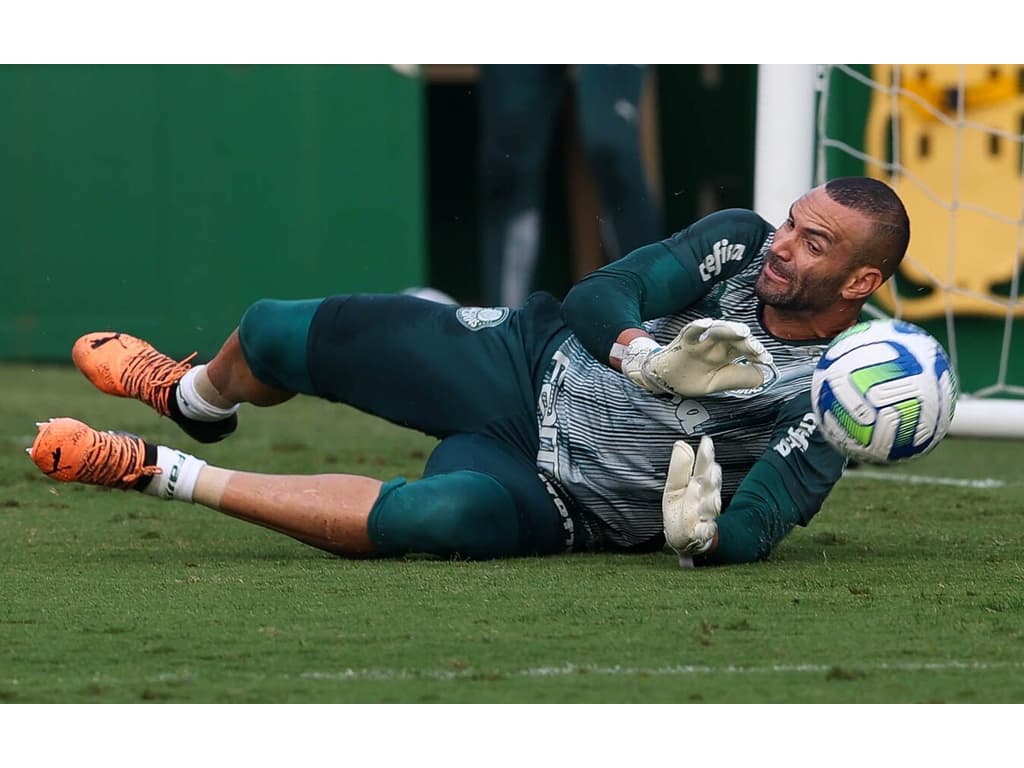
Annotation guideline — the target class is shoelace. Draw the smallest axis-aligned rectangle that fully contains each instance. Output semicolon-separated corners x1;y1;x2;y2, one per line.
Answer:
121;349;197;416
81;431;162;488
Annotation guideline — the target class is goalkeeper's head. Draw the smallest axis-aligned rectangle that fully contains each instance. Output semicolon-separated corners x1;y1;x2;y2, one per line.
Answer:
755;175;911;325
824;176;910;283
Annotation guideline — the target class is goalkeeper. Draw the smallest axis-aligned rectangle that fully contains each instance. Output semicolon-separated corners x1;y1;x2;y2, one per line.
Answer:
28;177;909;565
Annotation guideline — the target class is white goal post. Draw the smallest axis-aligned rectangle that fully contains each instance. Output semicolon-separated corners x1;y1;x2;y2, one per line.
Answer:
753;64;817;226
754;63;1024;439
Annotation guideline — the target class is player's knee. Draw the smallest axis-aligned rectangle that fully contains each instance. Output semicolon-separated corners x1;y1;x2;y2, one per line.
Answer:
238;298;319;393
240;299;298;369
368;472;522;560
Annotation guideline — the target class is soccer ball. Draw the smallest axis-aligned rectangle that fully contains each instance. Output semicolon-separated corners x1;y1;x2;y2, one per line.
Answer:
811;319;959;463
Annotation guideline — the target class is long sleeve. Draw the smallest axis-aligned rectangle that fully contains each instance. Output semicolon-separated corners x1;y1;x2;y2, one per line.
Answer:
701;394;848;564
709;462;807;563
561;209;773;362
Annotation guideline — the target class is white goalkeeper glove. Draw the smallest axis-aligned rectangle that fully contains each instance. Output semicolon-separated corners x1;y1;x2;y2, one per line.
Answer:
663;435;722;567
620;318;774;397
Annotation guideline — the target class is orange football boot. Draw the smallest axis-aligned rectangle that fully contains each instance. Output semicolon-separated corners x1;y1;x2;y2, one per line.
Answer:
27;417;160;490
71;331;237;443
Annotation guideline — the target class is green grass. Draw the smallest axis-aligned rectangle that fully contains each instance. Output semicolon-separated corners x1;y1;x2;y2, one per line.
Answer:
3;363;1024;702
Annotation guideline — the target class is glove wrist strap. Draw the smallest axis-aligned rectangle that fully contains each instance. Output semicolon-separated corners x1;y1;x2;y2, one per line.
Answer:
620;337;663;392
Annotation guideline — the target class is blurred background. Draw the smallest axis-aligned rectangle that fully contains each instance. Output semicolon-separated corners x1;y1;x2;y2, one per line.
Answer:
0;64;757;361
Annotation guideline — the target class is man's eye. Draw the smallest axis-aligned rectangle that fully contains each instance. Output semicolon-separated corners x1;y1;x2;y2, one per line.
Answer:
807;240;822;254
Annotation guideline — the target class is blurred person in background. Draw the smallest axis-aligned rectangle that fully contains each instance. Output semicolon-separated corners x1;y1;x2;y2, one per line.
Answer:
479;64;662;307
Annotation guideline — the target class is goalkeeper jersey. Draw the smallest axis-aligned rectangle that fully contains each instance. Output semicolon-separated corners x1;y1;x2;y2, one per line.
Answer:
544;208;848;554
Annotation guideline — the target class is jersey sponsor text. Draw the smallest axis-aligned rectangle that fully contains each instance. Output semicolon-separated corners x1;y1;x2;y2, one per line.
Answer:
772;412;818;457
698;239;746;282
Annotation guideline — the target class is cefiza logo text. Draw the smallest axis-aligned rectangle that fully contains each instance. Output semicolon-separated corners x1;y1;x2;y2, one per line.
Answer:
698;239;746;282
773;412;818;457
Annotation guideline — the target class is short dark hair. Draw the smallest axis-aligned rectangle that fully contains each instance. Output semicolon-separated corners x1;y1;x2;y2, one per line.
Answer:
825;176;910;281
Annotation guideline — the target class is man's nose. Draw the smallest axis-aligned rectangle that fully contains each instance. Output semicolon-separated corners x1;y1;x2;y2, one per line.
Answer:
770;247;792;262
771;228;795;259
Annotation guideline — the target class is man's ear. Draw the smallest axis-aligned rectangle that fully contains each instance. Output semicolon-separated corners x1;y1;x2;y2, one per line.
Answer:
843;266;884;301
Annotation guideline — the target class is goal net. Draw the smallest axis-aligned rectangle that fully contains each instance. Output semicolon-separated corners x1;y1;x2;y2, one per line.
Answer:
816;64;1024;438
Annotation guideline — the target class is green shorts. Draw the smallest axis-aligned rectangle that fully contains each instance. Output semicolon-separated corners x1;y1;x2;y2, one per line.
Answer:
238;292;591;556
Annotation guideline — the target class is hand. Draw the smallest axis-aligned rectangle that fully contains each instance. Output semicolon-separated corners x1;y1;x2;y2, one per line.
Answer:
622;319;774;396
663;435;722;565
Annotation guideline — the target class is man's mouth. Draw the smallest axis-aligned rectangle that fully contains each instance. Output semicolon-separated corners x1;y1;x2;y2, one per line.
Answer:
763;257;792;283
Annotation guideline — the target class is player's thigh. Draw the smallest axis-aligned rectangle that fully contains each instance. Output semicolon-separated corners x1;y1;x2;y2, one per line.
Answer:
368;433;574;558
238;292;569;448
306;294;541;438
424;433;576;555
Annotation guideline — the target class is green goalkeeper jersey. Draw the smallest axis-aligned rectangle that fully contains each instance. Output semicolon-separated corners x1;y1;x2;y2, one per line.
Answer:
550;208;848;561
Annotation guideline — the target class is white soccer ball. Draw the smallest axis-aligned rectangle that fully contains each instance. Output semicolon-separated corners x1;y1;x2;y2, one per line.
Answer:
811;318;959;463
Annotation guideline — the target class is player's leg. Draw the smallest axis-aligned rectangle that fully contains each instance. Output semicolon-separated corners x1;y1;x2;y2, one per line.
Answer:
212;432;584;558
71;330;249;444
205;328;295;407
71;291;568;451
27;419;580;559
194;466;380;555
575;64;662;261
71;295;321;446
294;292;569;453
27;416;379;555
368;432;584;558
479;64;565;307
71;295;322;444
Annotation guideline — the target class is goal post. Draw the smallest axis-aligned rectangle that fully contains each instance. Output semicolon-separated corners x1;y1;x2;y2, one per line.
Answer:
753;64;818;225
756;63;1024;439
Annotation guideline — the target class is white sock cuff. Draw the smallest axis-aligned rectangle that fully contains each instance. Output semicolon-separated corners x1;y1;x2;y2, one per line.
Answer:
143;446;208;502
176;366;240;422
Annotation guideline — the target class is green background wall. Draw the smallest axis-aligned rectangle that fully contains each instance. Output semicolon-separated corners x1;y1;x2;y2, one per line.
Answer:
0;65;424;361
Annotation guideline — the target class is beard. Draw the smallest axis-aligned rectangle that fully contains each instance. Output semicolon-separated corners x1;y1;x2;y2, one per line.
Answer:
755;255;848;312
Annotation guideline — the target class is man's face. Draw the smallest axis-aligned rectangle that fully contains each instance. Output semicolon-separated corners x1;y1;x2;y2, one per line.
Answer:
755;186;875;312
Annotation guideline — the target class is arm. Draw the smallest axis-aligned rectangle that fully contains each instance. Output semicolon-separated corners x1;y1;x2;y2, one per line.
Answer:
563;241;705;367
704;461;819;564
561;209;773;365
704;397;847;564
664;395;847;565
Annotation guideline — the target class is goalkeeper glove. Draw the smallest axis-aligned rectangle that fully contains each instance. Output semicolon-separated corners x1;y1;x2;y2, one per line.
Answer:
621;318;774;397
663;435;722;567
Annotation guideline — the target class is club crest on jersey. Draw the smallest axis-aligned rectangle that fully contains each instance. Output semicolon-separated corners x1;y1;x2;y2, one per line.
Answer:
456;306;510;330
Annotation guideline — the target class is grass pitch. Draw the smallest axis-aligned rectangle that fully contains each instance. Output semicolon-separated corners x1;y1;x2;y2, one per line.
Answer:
3;363;1024;703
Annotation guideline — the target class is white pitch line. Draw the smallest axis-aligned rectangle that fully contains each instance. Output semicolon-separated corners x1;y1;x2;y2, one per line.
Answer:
7;659;1022;690
843;469;1006;489
297;658;1024;682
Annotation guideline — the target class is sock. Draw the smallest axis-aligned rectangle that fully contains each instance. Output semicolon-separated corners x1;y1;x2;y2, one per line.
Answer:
139;445;208;502
175;366;239;422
